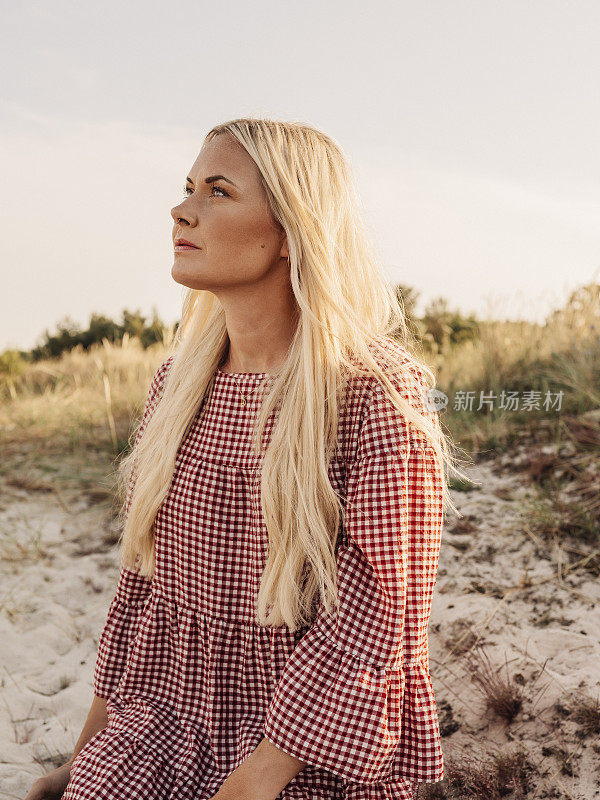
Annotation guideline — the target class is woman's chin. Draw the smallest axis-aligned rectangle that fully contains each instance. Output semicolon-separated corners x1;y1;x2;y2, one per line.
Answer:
171;265;207;290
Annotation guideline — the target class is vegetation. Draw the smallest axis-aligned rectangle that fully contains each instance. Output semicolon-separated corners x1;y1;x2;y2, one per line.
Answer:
1;283;598;466
0;307;176;370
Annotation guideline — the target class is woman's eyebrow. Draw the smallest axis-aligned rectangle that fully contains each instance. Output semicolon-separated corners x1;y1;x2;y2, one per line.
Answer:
186;174;239;188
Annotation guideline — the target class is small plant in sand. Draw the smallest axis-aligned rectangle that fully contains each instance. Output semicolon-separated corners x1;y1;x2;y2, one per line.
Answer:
554;690;600;740
443;619;481;657
570;691;600;739
463;646;524;724
419;744;536;799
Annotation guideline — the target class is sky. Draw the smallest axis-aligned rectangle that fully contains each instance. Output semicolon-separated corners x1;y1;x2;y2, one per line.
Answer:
2;0;599;352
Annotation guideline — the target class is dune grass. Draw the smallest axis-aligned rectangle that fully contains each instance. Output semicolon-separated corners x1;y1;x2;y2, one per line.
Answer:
1;283;598;501
0;336;169;498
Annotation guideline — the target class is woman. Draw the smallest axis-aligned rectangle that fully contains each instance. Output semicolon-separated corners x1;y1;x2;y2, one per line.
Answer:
27;118;460;800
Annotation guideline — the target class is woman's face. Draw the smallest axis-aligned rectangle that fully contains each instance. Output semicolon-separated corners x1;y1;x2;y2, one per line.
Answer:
170;133;287;291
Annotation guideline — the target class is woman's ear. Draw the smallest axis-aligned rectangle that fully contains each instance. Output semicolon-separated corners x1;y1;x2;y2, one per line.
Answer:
280;235;289;260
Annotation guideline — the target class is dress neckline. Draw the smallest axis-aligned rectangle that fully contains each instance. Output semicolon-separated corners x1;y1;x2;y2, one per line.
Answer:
216;368;269;378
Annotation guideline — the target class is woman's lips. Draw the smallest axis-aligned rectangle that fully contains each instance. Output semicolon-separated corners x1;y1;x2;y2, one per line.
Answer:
174;244;200;251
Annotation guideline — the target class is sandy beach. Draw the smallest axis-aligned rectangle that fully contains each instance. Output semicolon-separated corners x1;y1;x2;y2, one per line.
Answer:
1;438;598;799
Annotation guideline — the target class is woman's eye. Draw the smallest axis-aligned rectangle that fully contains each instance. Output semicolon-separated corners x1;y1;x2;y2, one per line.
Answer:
181;184;229;199
209;184;228;198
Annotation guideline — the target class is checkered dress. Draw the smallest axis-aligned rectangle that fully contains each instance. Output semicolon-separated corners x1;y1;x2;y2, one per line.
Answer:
64;337;445;800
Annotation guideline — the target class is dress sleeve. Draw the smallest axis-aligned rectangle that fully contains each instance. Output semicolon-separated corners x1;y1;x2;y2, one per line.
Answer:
262;367;444;784
93;355;174;700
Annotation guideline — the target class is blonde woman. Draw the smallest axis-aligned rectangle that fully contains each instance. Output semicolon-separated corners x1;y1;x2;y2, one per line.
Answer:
28;118;462;800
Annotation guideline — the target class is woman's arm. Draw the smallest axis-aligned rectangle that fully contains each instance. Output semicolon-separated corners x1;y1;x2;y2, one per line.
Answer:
24;695;108;800
66;694;109;766
212;736;306;800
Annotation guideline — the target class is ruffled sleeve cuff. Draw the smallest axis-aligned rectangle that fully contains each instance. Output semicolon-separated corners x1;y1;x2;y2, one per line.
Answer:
93;567;152;700
262;625;405;784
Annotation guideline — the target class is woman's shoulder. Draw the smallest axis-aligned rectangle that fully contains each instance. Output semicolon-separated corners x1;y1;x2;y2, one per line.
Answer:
153;353;176;384
344;336;433;411
149;354;175;394
340;336;437;461
141;354;176;417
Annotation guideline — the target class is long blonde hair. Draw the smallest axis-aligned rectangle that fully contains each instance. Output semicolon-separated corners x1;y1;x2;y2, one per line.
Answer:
117;117;466;631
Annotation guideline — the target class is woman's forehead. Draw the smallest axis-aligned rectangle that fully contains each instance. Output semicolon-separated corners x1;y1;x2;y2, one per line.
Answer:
189;135;257;184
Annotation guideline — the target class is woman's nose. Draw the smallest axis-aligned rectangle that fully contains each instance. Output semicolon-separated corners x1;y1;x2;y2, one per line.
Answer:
171;205;186;223
171;199;195;221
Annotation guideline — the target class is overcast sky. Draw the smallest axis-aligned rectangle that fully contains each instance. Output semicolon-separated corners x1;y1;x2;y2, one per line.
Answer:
2;0;599;352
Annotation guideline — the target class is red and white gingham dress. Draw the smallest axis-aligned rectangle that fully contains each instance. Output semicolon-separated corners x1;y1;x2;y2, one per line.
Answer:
64;337;445;800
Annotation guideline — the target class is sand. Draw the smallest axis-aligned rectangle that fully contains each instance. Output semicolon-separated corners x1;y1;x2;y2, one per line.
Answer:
1;449;599;799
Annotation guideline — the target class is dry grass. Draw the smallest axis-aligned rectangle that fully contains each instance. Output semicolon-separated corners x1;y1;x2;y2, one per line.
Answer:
1;284;598;469
444;619;483;657
463;646;524;724
0;336;169;459
433;283;600;453
419;746;536;800
0;338;170;527
554;691;600;741
524;488;600;579
570;692;600;739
